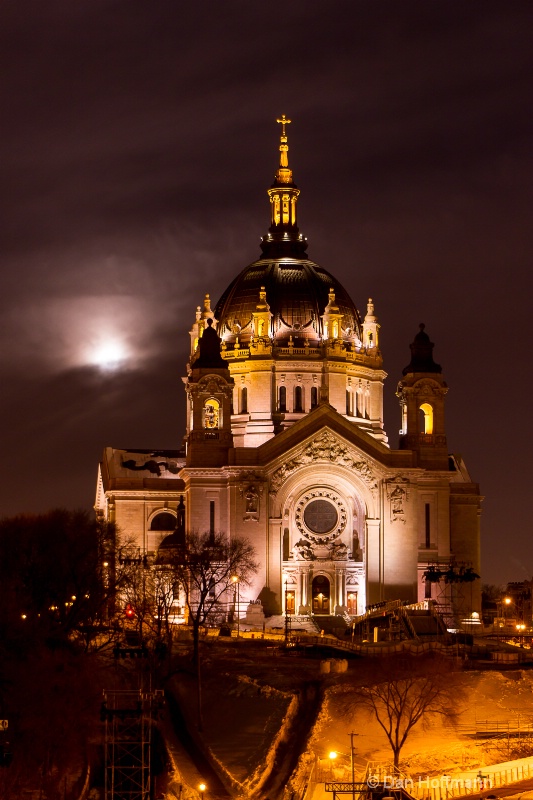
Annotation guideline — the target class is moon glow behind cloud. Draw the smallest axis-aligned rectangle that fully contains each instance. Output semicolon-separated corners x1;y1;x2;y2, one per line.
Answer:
85;336;129;371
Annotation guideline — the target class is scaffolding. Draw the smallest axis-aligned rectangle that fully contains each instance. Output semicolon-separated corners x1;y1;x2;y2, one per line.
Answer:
423;561;479;629
101;689;163;800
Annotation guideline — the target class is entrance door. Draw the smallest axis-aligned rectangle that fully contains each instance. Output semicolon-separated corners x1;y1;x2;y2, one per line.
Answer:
285;590;295;615
347;591;358;615
312;575;330;614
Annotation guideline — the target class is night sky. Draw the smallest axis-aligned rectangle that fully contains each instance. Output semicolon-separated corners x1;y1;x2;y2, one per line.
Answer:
1;1;531;585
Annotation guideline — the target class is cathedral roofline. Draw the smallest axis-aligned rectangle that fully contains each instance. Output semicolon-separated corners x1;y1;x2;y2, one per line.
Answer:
98;446;185;491
232;403;415;470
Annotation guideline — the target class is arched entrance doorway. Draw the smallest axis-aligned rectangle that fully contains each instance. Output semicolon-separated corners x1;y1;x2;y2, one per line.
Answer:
312;575;330;614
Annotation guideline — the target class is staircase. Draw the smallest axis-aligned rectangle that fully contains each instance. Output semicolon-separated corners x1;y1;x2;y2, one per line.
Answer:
311;614;349;636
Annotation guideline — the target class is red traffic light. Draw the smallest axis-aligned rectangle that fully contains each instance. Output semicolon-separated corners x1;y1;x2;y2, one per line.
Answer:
125;604;135;619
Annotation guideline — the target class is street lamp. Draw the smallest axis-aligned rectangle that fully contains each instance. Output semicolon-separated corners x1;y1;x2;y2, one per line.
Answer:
198;782;206;797
284;580;292;645
231;575;240;637
328;751;337;779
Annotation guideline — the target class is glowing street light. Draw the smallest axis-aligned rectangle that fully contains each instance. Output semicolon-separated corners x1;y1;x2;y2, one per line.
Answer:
198;782;206;796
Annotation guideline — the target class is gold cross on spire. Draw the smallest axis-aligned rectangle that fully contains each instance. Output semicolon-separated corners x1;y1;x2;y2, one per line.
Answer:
276;114;291;137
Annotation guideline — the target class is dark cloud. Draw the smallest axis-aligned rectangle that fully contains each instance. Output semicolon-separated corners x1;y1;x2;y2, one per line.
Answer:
0;0;532;583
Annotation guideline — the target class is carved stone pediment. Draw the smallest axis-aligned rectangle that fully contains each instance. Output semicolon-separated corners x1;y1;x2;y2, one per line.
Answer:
197;375;233;397
269;430;377;495
414;378;448;396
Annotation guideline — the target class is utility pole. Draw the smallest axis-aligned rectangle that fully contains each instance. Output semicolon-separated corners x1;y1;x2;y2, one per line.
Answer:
348;731;358;800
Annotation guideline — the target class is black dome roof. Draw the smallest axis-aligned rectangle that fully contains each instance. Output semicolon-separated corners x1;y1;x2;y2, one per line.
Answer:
214;258;362;347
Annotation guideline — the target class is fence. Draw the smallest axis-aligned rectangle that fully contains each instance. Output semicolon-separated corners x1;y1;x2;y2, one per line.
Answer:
299;757;533;800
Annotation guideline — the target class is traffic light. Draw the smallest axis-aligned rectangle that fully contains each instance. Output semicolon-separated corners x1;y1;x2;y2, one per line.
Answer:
124;604;135;620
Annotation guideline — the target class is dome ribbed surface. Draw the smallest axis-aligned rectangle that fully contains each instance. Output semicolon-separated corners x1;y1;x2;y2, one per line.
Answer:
215;258;361;345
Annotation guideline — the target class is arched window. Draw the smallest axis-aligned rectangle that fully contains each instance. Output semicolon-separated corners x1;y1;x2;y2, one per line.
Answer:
241;387;247;414
311;386;318;408
204;398;220;429
279;385;287;413
282;194;290;224
273;195;280;225
150;512;176;531
294;385;303;412
419;402;434;434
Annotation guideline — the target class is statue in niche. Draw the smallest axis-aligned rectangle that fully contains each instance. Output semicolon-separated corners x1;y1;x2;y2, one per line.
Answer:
242;484;260;522
352;532;362;561
389;485;406;523
204;400;219;429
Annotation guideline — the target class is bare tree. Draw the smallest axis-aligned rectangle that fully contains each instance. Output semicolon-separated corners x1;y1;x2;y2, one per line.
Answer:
356;655;464;769
164;530;258;666
161;530;258;730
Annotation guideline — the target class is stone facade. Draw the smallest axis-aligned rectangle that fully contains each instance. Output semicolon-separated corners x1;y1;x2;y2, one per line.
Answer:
95;126;482;623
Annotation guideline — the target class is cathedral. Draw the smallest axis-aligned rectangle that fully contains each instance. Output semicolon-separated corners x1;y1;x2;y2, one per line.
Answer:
95;117;481;623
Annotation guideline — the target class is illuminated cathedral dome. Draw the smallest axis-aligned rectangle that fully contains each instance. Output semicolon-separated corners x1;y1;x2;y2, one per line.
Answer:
215;259;362;348
214;114;362;350
187;116;386;447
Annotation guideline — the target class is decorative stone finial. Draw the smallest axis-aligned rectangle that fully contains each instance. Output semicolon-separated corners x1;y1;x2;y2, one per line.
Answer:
364;298;377;322
203;293;213;315
325;288;339;312
256;286;270;311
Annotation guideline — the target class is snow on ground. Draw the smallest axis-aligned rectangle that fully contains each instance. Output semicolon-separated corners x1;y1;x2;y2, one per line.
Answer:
308;669;533;780
166;643;533;800
169;647;297;795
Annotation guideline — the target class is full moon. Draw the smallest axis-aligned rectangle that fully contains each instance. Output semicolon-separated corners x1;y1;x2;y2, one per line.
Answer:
88;338;129;370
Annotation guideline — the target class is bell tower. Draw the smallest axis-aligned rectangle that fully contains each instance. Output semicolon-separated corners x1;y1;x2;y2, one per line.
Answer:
186;319;234;467
396;324;449;470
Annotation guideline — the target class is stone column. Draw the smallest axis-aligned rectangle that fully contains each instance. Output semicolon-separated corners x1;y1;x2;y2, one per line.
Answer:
299;566;310;614
335;567;346;613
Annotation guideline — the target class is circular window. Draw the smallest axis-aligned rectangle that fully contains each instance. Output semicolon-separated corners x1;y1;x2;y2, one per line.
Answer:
304;499;338;534
294;490;348;544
